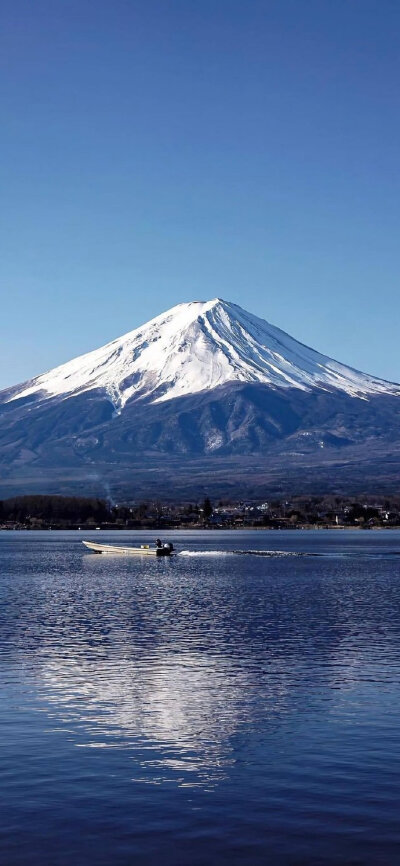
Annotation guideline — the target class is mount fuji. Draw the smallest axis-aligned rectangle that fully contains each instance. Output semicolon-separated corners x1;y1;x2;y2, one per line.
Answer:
1;298;400;499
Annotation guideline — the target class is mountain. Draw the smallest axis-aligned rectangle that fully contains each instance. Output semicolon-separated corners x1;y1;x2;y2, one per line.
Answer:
4;298;399;407
1;298;400;500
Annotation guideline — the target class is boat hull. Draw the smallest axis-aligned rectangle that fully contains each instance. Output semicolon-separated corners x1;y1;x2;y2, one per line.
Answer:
82;540;172;556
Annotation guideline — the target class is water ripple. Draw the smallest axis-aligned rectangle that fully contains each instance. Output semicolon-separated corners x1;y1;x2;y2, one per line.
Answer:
1;530;400;864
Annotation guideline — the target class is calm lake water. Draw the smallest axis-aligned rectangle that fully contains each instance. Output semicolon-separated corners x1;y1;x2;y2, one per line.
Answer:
1;529;400;865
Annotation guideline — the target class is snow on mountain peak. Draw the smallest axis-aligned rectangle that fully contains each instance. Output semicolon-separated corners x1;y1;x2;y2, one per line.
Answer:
5;298;400;412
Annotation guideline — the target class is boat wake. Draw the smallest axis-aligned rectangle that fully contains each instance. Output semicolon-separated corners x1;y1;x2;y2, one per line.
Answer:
178;549;399;560
179;550;233;557
240;550;311;557
178;549;309;558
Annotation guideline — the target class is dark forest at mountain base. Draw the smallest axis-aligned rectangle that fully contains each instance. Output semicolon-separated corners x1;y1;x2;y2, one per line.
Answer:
2;493;400;530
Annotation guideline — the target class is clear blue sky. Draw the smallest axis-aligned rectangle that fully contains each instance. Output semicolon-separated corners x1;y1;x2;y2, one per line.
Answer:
1;0;400;388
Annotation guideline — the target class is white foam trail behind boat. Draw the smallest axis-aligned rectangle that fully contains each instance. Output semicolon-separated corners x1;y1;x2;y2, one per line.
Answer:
178;550;305;557
179;550;233;557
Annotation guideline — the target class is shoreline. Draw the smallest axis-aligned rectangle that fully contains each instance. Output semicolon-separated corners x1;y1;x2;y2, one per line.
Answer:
1;524;399;532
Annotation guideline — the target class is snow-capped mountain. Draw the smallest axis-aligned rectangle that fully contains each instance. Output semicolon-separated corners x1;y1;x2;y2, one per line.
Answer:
1;298;400;500
4;298;399;413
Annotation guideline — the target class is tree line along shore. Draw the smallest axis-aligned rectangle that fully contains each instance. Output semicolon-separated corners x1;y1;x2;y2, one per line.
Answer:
1;494;400;530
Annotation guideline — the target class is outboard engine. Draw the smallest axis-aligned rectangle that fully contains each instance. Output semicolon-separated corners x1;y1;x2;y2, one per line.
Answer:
163;542;174;553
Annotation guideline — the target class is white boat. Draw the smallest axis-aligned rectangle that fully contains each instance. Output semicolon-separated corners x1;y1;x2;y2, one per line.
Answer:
82;540;174;556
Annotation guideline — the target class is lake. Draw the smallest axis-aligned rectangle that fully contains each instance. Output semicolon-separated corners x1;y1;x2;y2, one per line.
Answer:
1;529;400;865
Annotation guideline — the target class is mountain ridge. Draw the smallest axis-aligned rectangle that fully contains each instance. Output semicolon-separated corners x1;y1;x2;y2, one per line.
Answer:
3;299;399;414
1;298;400;499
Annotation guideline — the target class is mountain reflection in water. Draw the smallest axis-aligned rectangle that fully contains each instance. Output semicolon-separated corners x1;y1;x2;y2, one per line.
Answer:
40;649;253;786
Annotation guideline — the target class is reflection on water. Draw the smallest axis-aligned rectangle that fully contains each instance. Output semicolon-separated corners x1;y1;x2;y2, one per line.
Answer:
40;650;252;786
2;530;400;864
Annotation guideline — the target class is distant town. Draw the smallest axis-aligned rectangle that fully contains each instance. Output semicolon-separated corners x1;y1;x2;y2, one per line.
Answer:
2;493;400;530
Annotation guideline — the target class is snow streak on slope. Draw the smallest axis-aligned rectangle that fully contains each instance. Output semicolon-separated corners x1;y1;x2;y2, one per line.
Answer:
4;299;400;412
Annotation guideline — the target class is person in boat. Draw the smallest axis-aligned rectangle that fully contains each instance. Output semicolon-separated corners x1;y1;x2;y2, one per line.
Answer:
155;538;174;552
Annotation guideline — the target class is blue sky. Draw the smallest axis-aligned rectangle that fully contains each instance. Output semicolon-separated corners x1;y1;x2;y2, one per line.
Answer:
1;0;400;388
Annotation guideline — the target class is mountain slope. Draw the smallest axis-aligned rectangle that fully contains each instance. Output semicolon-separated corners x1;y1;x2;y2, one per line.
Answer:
3;299;399;413
1;298;400;499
